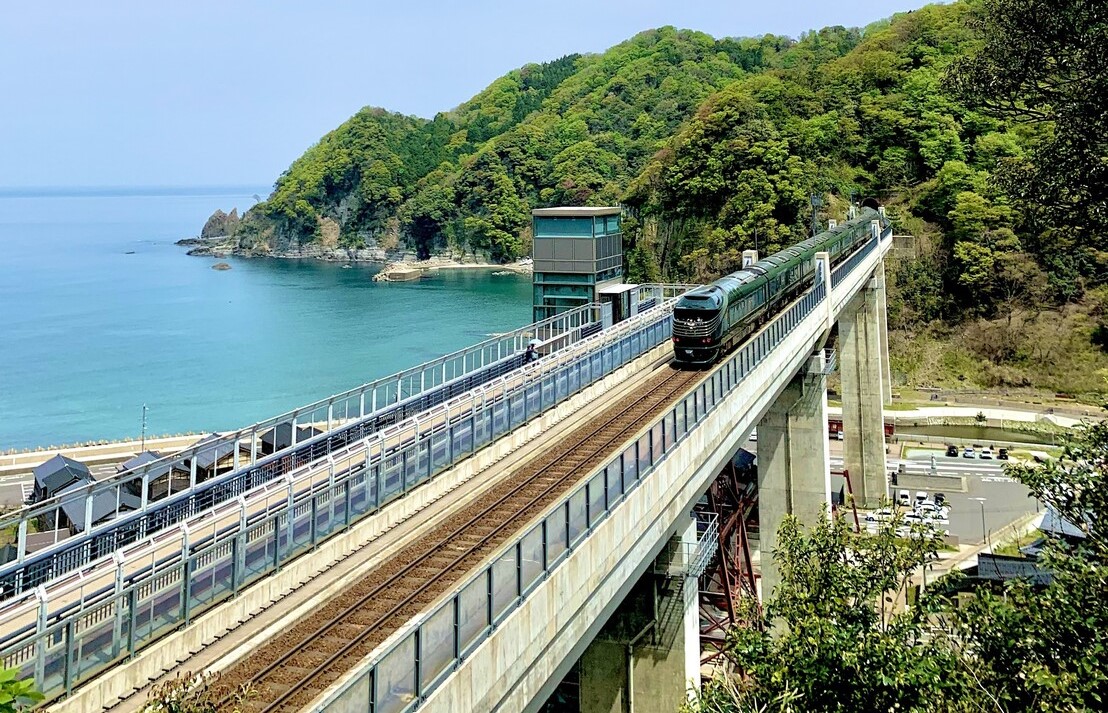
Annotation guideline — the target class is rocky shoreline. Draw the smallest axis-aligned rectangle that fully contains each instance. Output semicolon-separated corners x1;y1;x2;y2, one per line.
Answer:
174;236;533;276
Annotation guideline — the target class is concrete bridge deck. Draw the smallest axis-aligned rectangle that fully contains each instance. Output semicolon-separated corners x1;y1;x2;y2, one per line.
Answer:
308;221;893;713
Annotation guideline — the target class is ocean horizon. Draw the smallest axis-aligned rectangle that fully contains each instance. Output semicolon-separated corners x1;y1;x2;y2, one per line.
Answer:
0;185;531;451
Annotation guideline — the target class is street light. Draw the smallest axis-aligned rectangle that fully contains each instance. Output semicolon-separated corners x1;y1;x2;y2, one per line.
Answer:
141;404;148;452
971;497;988;548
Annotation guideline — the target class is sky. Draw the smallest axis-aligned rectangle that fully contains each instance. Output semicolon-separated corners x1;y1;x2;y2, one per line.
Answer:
1;0;936;188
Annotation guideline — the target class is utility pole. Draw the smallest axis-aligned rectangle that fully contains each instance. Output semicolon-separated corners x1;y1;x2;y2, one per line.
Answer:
141;404;148;452
972;497;988;548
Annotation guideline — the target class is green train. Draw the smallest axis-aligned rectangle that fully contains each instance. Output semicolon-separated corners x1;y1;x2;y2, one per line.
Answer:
672;207;885;366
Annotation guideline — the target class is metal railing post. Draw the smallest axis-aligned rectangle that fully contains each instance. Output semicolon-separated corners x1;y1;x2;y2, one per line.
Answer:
111;551;125;659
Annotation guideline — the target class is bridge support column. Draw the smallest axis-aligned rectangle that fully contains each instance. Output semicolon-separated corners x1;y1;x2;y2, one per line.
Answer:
578;516;699;713
756;353;831;603
840;269;889;508
875;259;892;404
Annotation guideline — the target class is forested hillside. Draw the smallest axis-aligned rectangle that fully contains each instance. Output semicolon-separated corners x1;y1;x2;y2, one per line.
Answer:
227;0;1108;396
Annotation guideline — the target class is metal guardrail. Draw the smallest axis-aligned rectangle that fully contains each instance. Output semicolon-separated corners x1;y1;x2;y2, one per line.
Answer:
0;296;684;702
2;288;691;599
810;348;837;376
652;512;718;579
3;302;602;543
313;228;890;713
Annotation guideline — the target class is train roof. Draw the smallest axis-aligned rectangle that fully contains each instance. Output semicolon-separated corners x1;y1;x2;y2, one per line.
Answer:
676;285;724;308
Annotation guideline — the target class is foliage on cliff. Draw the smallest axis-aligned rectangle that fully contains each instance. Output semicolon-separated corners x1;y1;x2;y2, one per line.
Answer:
238;28;815;260
233;1;1108;393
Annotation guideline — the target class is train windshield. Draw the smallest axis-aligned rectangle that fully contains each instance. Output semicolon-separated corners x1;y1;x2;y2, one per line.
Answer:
674;308;718;322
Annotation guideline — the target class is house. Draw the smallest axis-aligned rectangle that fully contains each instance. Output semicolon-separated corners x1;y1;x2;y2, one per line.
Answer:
32;454;91;503
54;480;128;534
259;423;323;456
116;450;161;474
118;451;191;501
185;434;253;482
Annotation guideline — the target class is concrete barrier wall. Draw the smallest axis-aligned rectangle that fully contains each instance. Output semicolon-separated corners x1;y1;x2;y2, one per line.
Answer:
51;344;672;713
412;238;893;712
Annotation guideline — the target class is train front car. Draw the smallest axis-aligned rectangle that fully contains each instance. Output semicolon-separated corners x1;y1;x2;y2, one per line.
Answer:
671;286;725;367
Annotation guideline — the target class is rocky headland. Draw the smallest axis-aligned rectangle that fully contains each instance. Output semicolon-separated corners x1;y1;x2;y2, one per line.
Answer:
180;207;534;275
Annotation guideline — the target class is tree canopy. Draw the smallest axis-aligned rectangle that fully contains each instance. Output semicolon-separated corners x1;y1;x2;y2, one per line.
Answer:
690;419;1108;713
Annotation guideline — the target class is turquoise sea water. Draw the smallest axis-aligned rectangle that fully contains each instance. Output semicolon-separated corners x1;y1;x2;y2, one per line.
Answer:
0;187;531;450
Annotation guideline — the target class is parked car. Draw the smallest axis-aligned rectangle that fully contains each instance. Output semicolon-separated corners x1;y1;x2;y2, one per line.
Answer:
946;444;959;457
997;448;1009;460
963;446;975;458
870;508;894;522
915;491;928;506
902;513;925;528
897;489;912;507
934;492;947;507
980;447;994;459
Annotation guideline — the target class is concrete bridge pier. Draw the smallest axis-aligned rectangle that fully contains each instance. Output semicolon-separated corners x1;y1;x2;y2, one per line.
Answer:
578;516;700;713
756;352;832;602
839;256;890;508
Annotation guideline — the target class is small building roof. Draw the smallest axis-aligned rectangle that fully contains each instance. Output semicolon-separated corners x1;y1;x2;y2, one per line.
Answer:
597;283;639;295
32;454;91;494
117;451;162;474
189;434;250;471
56;479;118;532
1033;507;1088;540
261;423;324;452
531;206;621;217
24;530;69;554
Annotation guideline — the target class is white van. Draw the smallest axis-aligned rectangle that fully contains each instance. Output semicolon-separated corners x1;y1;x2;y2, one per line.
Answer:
897;489;911;507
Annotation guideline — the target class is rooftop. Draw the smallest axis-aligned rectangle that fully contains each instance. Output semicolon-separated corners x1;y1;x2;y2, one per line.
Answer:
531;206;621;218
117;451;162;474
32;454;91;493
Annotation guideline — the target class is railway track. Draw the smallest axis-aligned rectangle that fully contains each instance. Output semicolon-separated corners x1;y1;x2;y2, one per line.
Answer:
212;362;703;712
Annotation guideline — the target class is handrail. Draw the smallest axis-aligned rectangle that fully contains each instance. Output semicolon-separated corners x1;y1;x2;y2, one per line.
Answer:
3;302;603;530
311;228;892;713
0;295;683;702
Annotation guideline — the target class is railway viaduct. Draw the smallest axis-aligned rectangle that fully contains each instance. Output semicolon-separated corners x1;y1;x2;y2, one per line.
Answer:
314;217;894;713
3;214;892;713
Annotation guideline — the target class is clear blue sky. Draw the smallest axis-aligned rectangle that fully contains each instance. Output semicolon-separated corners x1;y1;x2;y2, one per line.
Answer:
1;0;936;188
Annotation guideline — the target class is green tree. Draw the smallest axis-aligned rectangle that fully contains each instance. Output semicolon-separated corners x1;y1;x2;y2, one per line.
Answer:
945;0;1108;255
946;420;1108;711
689;513;966;713
0;668;42;712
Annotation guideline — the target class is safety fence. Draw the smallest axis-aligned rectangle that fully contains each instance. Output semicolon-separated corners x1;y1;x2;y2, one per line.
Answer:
0;297;680;701
0;304;602;581
3;287;694;600
315;229;889;713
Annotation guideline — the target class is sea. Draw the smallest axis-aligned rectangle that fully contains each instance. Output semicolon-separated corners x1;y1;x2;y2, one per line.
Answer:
0;186;532;451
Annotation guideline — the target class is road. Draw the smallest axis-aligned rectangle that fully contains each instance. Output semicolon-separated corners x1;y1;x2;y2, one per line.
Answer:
763;442;1040;546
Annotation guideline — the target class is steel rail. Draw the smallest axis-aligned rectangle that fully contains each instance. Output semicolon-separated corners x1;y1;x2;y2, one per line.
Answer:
223;366;700;712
